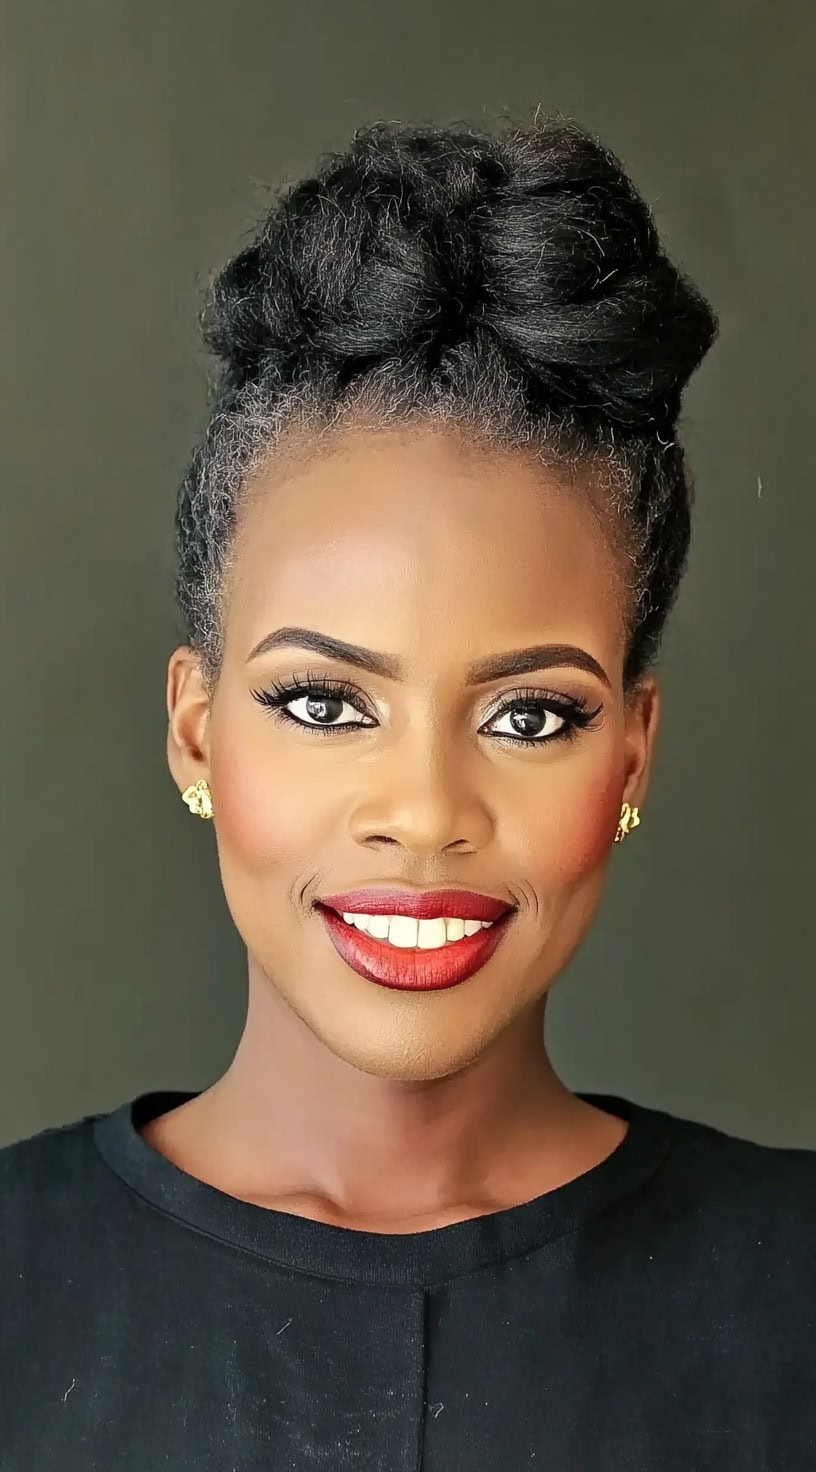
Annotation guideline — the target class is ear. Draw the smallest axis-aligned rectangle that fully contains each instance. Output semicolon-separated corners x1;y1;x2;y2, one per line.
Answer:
166;646;212;797
621;676;661;809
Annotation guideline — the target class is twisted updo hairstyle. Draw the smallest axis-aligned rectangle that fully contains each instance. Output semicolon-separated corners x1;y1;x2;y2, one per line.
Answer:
175;114;718;697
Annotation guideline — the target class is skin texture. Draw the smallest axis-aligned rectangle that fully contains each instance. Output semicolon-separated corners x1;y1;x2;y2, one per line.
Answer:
155;424;661;1232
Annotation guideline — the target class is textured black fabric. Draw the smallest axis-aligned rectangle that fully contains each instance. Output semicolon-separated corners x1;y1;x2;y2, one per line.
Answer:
3;1086;816;1469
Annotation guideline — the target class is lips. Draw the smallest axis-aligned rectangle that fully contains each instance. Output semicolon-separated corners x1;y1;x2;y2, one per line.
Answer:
316;904;516;992
316;888;515;923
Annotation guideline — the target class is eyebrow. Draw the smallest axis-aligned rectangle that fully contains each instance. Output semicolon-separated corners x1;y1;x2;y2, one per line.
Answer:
246;626;611;690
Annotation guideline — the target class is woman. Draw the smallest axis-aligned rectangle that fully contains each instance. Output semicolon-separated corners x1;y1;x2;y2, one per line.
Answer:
4;114;815;1470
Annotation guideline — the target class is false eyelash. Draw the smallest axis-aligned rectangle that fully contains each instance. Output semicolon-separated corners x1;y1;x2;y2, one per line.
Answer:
251;670;603;749
252;672;366;722
492;685;603;747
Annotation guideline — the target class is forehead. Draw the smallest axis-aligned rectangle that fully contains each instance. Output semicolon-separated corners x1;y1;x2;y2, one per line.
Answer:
227;427;625;668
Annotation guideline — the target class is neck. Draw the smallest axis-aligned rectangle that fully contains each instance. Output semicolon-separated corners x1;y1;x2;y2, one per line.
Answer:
147;954;625;1229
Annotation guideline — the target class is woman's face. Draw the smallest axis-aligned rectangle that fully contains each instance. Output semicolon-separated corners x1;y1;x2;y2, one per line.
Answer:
168;425;659;1082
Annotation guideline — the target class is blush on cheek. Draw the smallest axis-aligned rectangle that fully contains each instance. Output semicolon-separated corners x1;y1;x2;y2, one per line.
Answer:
549;774;624;880
209;756;306;867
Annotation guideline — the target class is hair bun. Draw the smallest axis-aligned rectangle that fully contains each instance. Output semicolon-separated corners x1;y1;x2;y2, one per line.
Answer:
201;117;716;431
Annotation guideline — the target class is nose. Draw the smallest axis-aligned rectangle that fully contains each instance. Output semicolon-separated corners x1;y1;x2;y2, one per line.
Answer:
347;731;495;855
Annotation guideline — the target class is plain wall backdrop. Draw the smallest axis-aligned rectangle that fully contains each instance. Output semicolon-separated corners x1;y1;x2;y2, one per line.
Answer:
2;0;814;1145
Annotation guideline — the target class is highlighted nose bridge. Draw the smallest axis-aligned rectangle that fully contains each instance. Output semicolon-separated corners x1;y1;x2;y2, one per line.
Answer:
350;714;494;853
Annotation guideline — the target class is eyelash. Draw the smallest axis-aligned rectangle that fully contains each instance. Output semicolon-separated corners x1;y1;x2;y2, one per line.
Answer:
250;670;603;749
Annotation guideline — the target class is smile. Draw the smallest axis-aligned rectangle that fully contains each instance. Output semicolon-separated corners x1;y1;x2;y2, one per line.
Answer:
335;911;494;949
316;904;515;992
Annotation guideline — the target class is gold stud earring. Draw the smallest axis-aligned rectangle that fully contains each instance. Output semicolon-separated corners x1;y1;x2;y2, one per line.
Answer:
181;779;214;820
615;801;640;843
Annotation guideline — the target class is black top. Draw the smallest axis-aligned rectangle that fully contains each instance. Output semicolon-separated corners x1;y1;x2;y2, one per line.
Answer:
3;1086;816;1469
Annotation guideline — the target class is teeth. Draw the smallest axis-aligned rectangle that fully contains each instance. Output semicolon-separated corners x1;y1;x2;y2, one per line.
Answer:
339;913;495;950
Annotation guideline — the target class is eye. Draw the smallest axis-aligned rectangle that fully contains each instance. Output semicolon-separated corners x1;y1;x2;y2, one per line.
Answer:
251;673;374;737
485;702;572;744
251;673;603;749
480;688;603;748
284;693;366;729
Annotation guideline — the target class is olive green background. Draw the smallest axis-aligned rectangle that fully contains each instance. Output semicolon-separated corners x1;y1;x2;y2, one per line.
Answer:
3;0;814;1146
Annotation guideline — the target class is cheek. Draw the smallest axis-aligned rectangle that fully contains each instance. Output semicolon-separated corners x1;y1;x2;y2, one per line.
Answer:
560;776;622;874
523;770;622;885
209;747;307;868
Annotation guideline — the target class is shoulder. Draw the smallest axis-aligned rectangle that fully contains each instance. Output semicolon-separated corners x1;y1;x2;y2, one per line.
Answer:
646;1099;816;1243
0;1104;139;1348
0;1108;100;1178
0;1107;116;1248
660;1101;816;1177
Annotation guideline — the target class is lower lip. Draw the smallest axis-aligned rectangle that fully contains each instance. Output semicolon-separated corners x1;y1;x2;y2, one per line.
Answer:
315;905;515;991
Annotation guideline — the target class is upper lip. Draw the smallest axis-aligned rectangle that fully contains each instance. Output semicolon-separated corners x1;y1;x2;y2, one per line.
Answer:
315;888;516;922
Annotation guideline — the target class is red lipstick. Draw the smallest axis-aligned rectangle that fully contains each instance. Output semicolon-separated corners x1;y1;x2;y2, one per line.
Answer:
317;888;514;922
315;888;516;992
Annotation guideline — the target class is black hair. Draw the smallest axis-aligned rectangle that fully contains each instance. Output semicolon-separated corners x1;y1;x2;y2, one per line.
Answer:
174;113;718;698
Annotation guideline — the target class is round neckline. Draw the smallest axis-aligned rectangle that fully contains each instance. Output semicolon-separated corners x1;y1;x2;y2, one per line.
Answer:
93;1088;673;1288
